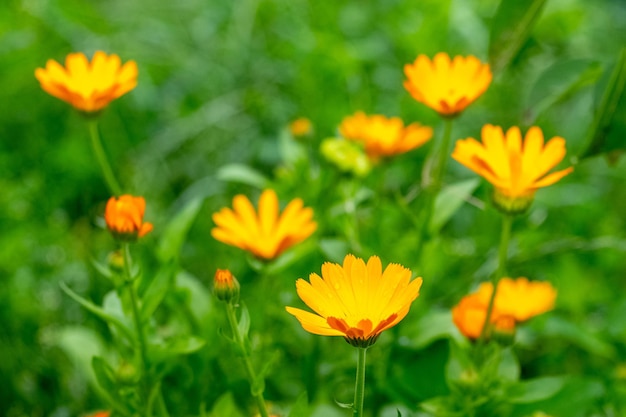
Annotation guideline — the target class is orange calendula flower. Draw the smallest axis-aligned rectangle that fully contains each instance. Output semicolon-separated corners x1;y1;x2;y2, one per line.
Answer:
85;412;110;417
339;112;433;159
403;53;492;117
452;277;557;340
105;195;153;241
452;124;574;213
286;254;423;348
289;117;313;137
35;51;138;113
211;189;317;260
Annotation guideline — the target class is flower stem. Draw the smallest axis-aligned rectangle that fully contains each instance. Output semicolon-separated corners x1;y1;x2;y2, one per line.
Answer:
415;118;454;258
477;214;513;344
224;302;270;417
353;347;367;417
88;120;122;196
122;243;150;415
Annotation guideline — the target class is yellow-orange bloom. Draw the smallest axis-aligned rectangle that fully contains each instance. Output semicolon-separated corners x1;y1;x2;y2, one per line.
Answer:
35;51;137;113
452;277;557;340
404;53;492;117
289;117;313;137
286;254;423;348
452;125;574;212
85;412;110;417
213;269;240;302
339;112;433;159
211;189;317;260
105;195;153;241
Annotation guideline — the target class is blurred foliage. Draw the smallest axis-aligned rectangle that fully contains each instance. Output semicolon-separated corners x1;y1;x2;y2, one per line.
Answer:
1;0;626;416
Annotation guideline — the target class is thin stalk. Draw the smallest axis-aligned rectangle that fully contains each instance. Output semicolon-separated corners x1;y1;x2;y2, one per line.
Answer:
477;214;513;344
225;303;270;417
123;243;149;415
88;120;122;195
353;347;367;417
415;119;454;257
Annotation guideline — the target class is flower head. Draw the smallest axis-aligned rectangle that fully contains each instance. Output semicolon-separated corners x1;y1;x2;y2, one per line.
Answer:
211;189;317;260
452;124;574;213
452;277;557;340
339;112;433;159
213;269;240;303
85;412;110;417
35;51;138;113
289;117;313;138
105;195;153;241
404;53;492;117
320;138;372;176
286;254;423;348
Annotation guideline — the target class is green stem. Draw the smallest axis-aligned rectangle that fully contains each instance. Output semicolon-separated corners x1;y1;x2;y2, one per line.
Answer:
415;119;454;258
477;214;513;345
225;303;270;417
123;243;149;416
353;347;367;417
88;120;122;195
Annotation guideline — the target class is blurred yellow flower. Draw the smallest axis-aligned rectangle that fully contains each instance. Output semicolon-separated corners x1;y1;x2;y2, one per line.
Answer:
35;51;137;113
286;254;423;347
452;124;573;212
289;117;313;137
339;112;433;159
105;195;153;241
453;277;557;339
403;53;492;117
212;189;317;260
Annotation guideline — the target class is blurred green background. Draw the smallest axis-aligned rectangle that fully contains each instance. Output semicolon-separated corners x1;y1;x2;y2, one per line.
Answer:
1;0;626;416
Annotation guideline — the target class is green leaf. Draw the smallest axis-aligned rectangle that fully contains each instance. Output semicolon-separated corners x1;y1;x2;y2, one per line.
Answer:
157;197;204;263
429;179;480;233
175;270;214;323
60;282;135;344
508;376;565;403
525;59;603;124
288;392;310;417
151;336;206;364
489;0;548;73
543;316;617;359
318;238;349;263
48;325;105;386
497;347;520;382
237;303;250;340
579;47;626;159
92;356;117;394
209;392;245;417
216;163;270;188
141;265;175;322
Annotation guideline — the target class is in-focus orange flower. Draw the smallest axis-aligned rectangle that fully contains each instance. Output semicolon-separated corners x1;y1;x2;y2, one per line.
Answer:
452;277;557;339
286;254;423;347
289;117;313;137
404;53;492;117
452;124;574;213
211;189;317;260
35;51;137;113
339;112;433;159
105;195;153;241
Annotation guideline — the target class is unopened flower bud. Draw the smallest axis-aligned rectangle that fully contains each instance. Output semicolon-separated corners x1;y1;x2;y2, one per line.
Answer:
116;361;138;385
213;269;240;303
107;250;125;274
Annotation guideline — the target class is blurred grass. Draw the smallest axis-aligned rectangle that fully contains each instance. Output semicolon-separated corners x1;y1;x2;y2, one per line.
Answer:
1;0;626;416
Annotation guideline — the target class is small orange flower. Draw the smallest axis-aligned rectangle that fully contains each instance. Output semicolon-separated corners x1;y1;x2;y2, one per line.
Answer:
105;195;153;241
35;51;137;113
452;124;574;213
211;189;317;260
452;277;557;340
403;53;492;117
213;269;240;302
85;412;110;417
286;254;423;348
339;112;433;159
289;117;313;137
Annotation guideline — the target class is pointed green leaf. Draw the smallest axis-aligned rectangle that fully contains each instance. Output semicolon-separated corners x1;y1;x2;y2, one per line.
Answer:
60;282;135;344
525;59;603;124
489;0;548;73
579;47;626;159
508;376;565;403
429;178;480;233
157;197;204;263
216;163;270;188
237;303;250;340
141;265;175;322
92;356;117;394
